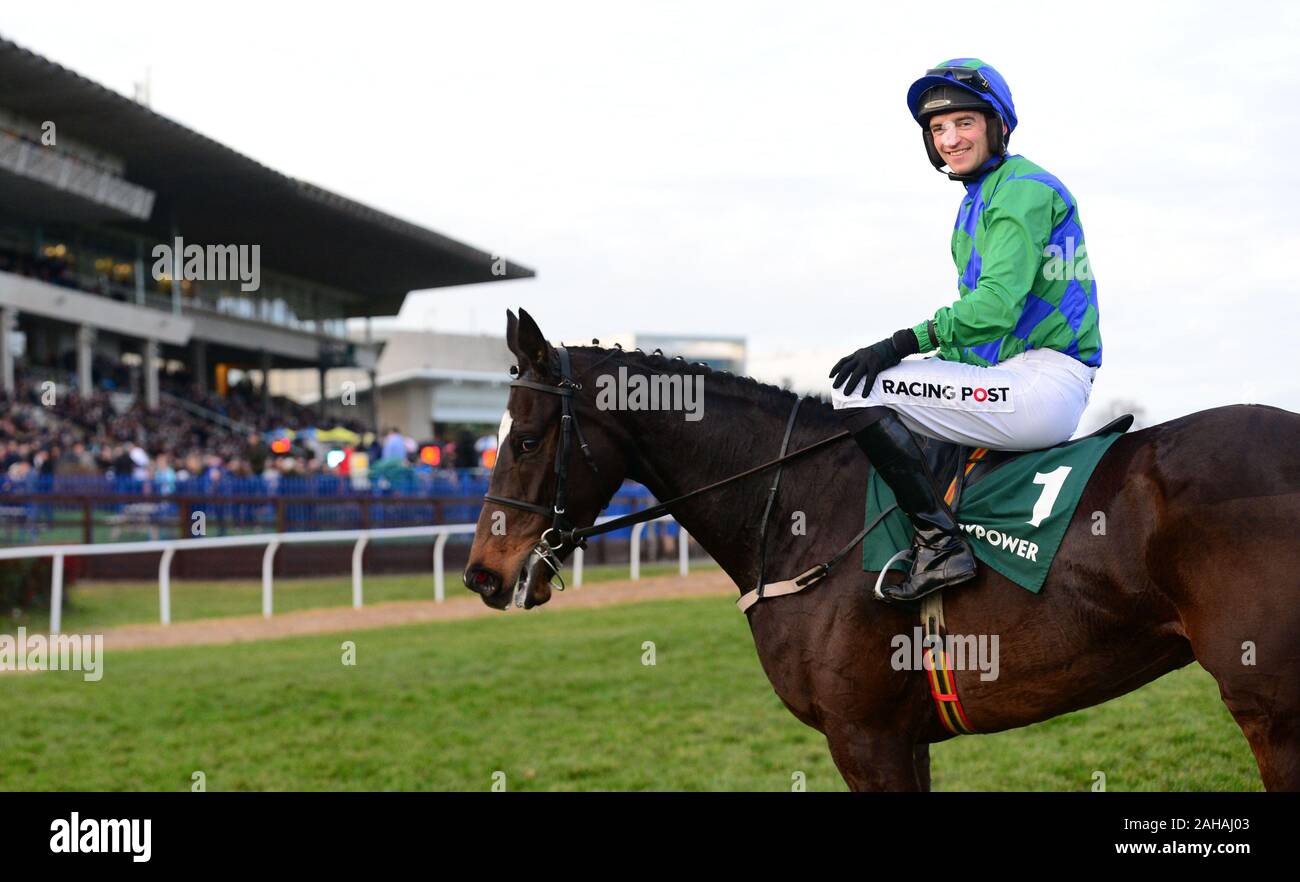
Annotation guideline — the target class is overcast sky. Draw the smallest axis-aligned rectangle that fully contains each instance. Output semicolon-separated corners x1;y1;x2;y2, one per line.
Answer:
4;1;1298;429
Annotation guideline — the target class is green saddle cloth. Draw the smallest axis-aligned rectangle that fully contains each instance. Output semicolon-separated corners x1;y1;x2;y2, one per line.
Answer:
862;431;1125;593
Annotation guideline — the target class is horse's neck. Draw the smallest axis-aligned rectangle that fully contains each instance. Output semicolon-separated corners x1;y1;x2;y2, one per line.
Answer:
622;389;864;595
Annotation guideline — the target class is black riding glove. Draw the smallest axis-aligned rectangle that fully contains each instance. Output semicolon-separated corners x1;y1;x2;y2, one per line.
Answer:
828;329;920;397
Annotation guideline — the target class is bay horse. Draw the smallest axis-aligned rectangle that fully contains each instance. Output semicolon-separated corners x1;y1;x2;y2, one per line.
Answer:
464;309;1300;791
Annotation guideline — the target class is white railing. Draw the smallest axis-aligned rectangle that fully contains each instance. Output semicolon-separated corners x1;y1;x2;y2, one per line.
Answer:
0;516;693;633
569;516;685;585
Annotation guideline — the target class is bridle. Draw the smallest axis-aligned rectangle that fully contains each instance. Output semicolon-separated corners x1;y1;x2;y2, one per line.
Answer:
483;345;600;597
482;344;877;608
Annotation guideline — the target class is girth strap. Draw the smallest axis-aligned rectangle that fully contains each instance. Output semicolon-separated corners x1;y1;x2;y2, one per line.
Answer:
921;592;977;735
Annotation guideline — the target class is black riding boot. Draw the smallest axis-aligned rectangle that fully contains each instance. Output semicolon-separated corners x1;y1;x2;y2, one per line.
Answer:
842;407;977;602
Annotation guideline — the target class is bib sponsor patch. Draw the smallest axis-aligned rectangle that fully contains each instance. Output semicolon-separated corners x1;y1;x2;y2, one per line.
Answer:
876;376;1015;413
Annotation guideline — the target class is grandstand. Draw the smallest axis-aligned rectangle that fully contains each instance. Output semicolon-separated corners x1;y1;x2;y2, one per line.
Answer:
0;34;531;520
0;35;701;586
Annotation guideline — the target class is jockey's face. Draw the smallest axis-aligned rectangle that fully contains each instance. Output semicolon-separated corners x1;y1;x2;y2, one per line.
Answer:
928;110;1002;176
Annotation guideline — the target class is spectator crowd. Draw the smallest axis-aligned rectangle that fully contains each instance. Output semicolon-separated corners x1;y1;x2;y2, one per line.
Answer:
0;363;376;488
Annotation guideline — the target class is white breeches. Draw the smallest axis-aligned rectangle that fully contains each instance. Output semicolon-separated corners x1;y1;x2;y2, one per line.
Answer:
830;347;1098;451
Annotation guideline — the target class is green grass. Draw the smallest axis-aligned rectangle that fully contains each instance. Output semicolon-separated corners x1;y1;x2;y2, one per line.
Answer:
930;672;1260;791
0;593;1260;791
2;562;715;634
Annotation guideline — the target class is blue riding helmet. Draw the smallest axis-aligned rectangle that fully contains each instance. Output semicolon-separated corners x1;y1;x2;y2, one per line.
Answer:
906;58;1018;180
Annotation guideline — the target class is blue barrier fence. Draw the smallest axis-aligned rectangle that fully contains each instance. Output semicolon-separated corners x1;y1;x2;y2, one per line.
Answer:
0;470;494;499
0;471;678;544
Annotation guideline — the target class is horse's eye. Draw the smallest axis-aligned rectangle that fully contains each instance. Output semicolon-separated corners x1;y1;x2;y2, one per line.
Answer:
520;437;540;453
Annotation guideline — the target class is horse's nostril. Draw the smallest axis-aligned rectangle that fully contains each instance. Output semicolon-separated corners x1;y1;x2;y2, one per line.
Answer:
464;565;502;596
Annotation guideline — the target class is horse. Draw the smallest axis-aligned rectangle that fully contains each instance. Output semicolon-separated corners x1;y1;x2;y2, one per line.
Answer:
464;309;1300;791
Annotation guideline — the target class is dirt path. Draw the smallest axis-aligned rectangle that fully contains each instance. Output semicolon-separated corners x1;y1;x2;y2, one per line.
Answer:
95;571;740;651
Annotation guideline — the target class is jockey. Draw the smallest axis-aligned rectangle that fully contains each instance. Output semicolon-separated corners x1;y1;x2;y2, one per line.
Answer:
829;58;1102;604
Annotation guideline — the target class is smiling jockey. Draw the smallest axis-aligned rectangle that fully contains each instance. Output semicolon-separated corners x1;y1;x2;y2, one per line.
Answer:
829;58;1102;604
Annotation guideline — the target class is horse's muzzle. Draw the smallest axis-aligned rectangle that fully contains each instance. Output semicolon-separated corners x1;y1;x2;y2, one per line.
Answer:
463;559;555;610
463;564;512;609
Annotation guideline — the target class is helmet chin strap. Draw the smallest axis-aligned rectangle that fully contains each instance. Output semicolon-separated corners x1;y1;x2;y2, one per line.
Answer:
943;153;1006;183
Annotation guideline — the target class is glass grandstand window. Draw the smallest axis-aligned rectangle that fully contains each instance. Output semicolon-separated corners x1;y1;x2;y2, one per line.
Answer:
0;224;36;277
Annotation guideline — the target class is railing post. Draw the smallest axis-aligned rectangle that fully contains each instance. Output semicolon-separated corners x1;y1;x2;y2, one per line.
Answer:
262;540;279;618
573;546;584;587
679;528;689;576
630;522;645;581
50;553;64;635
159;546;175;625
433;531;450;603
351;535;368;609
275;499;286;534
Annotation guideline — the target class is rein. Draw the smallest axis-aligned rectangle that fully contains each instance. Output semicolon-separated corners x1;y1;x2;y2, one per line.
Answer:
483;345;877;609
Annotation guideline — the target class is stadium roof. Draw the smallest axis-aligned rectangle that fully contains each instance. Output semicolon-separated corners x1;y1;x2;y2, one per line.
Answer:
0;35;534;318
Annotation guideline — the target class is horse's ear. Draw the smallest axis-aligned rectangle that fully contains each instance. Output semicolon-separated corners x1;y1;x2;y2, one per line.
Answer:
515;308;552;375
505;309;519;357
